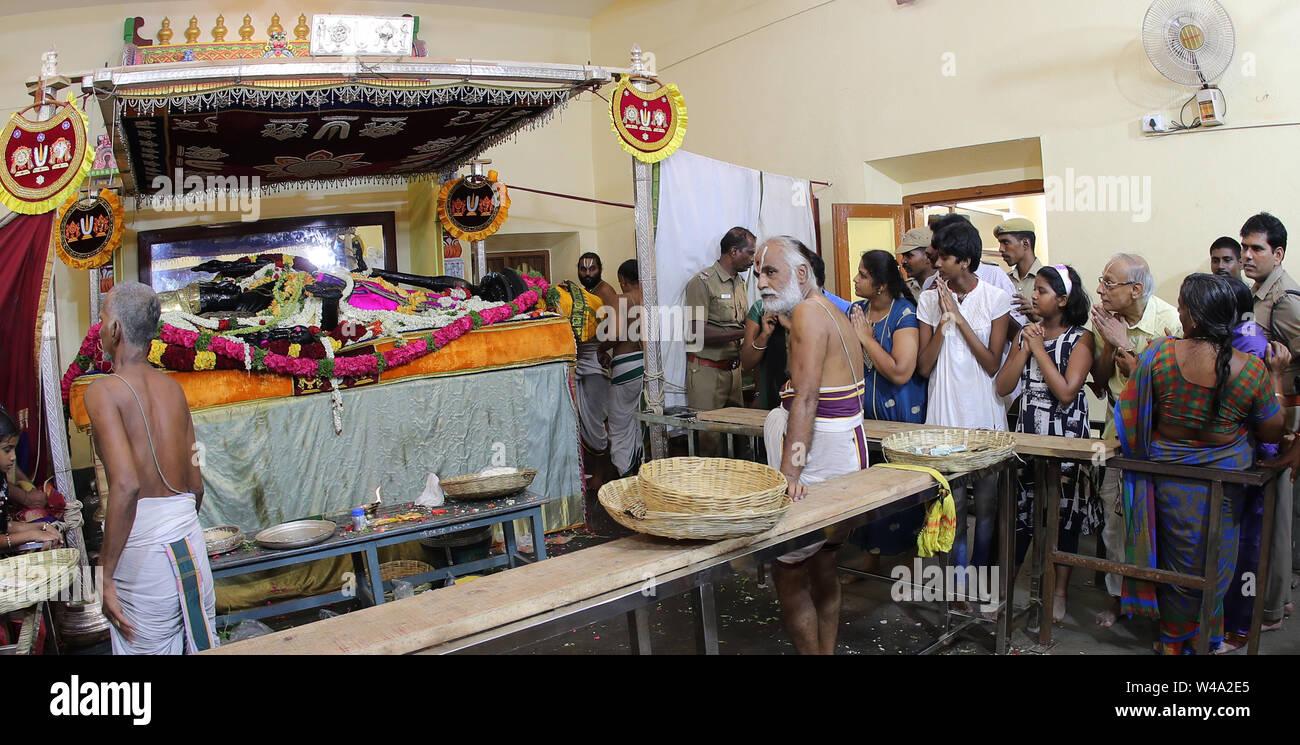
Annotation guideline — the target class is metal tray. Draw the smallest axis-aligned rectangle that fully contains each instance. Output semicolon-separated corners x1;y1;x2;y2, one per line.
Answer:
254;520;339;551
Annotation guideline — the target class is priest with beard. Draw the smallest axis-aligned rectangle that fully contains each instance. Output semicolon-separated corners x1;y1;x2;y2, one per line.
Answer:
758;236;867;655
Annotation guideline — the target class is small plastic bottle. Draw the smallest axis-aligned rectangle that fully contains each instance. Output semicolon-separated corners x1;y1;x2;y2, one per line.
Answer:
351;507;367;531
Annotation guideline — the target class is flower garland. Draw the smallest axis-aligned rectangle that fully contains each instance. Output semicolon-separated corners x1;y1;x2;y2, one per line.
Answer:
62;274;551;403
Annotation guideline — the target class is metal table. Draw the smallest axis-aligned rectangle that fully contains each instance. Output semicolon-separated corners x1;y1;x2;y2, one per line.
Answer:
210;492;552;627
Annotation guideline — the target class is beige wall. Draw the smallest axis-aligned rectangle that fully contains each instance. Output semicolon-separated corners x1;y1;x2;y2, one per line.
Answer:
0;1;602;468
591;0;1300;303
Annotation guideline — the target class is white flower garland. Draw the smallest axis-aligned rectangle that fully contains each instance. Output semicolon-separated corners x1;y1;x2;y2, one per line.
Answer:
237;263;277;291
322;334;344;434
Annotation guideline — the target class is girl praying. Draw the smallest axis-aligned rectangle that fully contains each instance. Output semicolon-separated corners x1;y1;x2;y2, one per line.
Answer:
994;264;1097;624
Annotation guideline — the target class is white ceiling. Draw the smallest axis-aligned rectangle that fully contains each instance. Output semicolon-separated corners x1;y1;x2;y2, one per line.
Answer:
0;0;620;18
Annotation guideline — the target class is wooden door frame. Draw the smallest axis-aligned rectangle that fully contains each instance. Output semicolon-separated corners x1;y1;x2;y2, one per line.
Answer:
902;179;1044;229
831;204;904;300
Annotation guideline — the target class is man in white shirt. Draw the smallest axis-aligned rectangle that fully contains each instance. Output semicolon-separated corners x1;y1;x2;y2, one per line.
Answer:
922;215;1025;415
921;220;1026;327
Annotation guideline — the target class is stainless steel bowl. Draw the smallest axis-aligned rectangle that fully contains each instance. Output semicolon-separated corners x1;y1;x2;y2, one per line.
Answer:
253;520;338;551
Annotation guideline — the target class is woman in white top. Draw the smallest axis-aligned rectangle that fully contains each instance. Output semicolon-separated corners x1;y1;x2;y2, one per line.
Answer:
915;217;1011;609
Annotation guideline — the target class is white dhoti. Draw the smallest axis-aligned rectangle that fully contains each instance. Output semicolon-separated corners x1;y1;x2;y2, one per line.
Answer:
110;495;218;655
609;351;645;477
764;402;869;564
575;341;611;451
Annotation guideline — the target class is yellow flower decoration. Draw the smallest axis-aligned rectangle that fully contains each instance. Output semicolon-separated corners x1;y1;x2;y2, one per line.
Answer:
288;343;302;358
329;338;343;351
194;350;217;371
148;339;167;367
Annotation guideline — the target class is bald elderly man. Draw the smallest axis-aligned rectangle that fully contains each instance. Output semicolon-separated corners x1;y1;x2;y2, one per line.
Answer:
1088;253;1182;628
757;236;866;655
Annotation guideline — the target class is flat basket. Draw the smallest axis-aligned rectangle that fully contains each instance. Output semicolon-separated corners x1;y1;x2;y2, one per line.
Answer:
881;429;1016;474
0;548;80;615
598;476;791;541
440;469;538;500
636;458;786;514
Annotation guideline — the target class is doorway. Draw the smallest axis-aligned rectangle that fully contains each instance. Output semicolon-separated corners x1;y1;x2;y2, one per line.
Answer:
831;179;1046;299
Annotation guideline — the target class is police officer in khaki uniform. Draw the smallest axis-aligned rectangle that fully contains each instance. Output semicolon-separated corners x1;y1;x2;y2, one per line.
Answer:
995;217;1043;323
895;227;934;300
1240;211;1300;631
685;227;756;456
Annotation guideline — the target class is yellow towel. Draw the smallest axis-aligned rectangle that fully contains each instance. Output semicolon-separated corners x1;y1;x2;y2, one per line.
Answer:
876;463;955;557
551;282;605;342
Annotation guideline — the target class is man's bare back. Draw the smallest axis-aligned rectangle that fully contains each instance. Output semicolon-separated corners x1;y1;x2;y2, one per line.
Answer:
612;287;644;357
790;294;862;391
592;280;619;310
86;367;202;505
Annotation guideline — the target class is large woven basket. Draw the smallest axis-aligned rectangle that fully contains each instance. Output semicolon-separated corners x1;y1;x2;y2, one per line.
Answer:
380;560;434;583
0;548;80;614
441;469;538;500
637;458;786;514
881;429;1016;474
599;476;791;541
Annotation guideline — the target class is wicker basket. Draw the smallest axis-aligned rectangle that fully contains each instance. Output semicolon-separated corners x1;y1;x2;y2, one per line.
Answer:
881;429;1016;474
379;560;434;583
636;458;786;514
0;548;80;614
598;476;791;541
204;526;244;556
440;469;538;500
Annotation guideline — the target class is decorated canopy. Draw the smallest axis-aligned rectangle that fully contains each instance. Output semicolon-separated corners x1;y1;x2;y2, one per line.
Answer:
94;58;613;201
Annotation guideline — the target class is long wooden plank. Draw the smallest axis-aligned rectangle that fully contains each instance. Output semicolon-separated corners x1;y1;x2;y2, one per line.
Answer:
205;465;936;655
695;408;1117;460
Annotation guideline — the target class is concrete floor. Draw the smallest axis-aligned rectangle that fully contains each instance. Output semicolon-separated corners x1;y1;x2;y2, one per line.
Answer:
505;528;1300;656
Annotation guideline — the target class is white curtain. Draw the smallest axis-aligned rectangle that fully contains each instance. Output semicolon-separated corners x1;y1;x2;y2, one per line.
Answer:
653;152;815;410
654;151;760;410
756;171;816;307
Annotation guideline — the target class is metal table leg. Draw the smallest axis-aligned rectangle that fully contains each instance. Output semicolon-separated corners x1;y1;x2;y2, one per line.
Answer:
1040;460;1063;646
1028;458;1048;635
691;582;720;655
503;518;519;568
627;607;653;655
364;545;385;605
997;460;1015;655
531;508;548;561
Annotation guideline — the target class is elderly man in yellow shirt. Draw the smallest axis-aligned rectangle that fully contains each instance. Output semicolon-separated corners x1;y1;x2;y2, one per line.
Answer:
1087;253;1183;628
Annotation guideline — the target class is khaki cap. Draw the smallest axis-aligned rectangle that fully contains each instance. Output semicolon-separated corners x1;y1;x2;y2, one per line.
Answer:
896;227;933;254
994;217;1036;235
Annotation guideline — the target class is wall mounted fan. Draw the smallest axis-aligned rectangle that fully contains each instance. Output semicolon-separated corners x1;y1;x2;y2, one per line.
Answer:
1142;0;1236;127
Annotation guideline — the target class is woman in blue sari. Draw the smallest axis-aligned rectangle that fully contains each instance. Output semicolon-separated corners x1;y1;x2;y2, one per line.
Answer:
1116;274;1287;654
842;250;927;571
